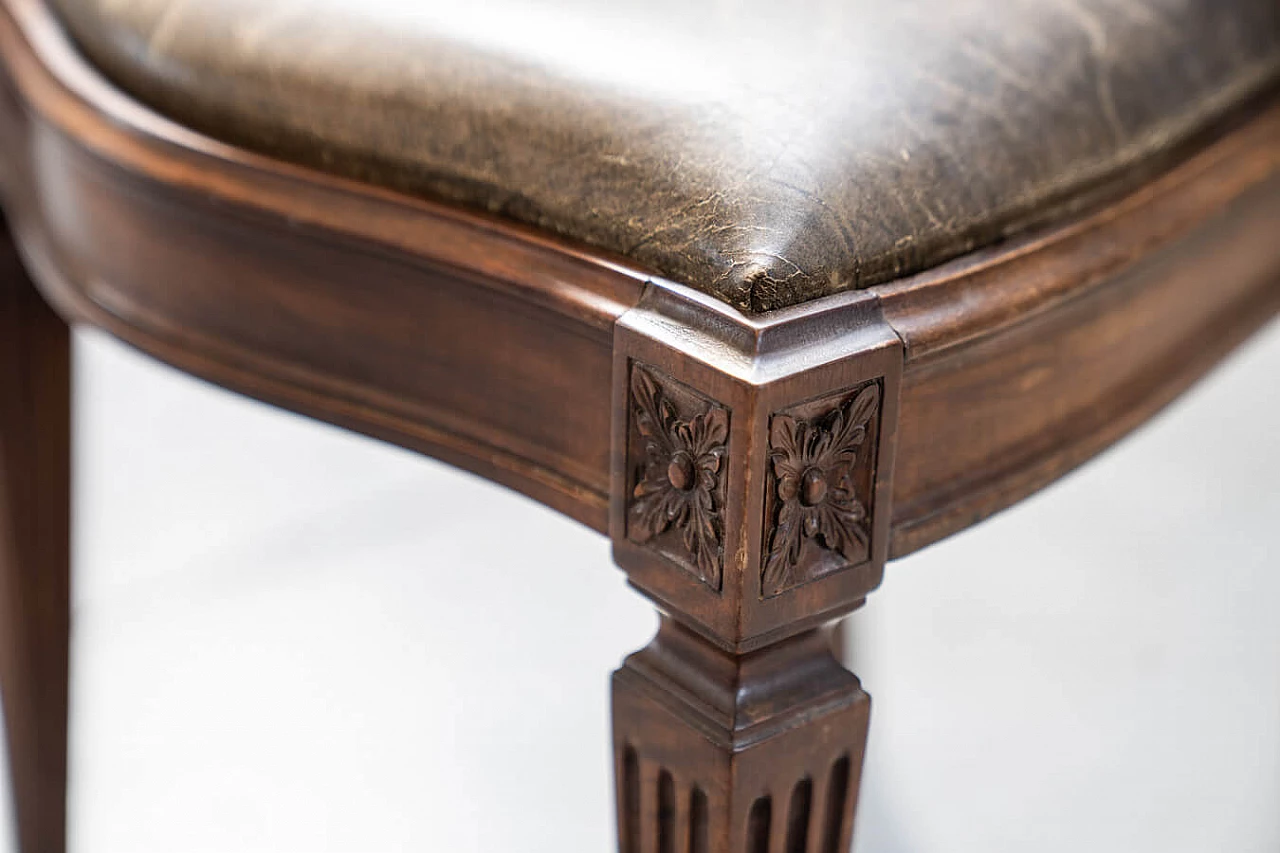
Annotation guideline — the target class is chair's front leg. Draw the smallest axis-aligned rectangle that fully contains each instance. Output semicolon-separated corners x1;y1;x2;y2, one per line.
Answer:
613;618;869;852
0;225;71;853
608;286;903;852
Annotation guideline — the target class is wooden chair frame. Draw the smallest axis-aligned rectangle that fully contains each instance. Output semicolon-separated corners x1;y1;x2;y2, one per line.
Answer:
2;0;1278;849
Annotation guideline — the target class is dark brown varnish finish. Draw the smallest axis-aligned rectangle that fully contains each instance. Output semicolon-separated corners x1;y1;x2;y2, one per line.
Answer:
614;619;868;853
876;107;1280;555
607;284;900;848
0;0;1277;850
0;224;70;853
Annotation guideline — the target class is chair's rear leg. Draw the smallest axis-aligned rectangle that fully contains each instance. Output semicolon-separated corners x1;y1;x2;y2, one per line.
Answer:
0;224;71;853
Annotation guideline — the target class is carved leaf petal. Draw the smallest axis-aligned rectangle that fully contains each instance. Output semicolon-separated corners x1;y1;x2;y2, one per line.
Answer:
681;501;708;555
825;479;865;515
770;414;799;455
817;397;874;472
685;415;704;455
763;499;805;595
685;409;726;459
697;466;717;492
681;509;698;555
669;405;691;445
847;383;880;430
630;367;675;454
812;408;841;463
696;447;724;477
777;472;799;502
694;525;721;587
630;366;658;411
701;489;721;527
827;385;878;460
693;482;713;512
633;467;668;498
628;487;675;543
700;407;729;453
802;509;821;538
695;545;720;588
668;497;690;528
817;506;840;550
642;436;669;464
673;496;719;586
825;435;863;470
818;502;870;564
769;416;803;480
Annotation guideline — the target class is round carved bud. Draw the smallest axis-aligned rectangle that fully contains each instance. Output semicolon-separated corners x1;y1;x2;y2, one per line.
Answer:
800;467;828;506
667;451;696;491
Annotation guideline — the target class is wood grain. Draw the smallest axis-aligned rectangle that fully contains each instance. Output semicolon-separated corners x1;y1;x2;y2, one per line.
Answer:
0;0;648;530
877;111;1280;555
0;0;1274;553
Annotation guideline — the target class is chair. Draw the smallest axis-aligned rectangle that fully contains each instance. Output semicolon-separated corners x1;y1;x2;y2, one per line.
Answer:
1;0;1278;849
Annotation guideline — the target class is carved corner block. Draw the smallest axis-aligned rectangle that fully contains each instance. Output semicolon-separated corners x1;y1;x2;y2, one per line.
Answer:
611;283;903;652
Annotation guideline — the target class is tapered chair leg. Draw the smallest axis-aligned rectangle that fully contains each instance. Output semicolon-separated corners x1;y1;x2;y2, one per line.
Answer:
0;226;71;853
613;618;870;853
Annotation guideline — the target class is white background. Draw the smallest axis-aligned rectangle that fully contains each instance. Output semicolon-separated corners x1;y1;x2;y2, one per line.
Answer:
3;320;1279;852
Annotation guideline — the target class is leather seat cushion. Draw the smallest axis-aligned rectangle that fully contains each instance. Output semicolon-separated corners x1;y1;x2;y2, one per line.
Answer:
50;0;1280;312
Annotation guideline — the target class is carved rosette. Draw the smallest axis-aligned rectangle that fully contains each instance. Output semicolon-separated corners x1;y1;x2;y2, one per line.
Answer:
626;364;729;590
763;382;881;597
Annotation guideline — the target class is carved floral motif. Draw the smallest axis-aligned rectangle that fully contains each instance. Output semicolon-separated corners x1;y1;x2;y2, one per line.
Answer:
763;383;880;596
627;365;728;588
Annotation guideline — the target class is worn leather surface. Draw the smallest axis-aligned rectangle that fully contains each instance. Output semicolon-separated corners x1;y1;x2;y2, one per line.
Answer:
50;0;1280;312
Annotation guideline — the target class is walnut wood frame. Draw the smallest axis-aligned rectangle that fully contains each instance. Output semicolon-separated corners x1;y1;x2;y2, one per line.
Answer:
0;0;1277;850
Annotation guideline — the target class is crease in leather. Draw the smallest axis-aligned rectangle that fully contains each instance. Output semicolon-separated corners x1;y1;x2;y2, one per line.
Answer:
47;0;1280;313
